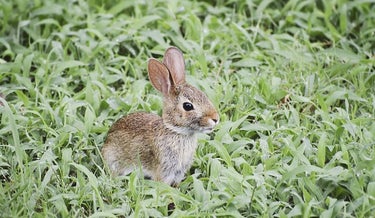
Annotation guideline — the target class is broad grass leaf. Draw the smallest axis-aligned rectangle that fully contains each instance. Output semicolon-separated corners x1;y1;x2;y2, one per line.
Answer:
201;198;226;213
132;15;160;30
193;177;208;203
196;51;208;75
220;167;246;193
215;115;247;143
209;158;222;179
35;18;60;27
61;148;72;178
304;74;316;96
339;142;350;163
54;60;86;74
70;162;98;188
84;105;96;132
108;1;134;15
317;132;327;167
215;121;233;143
70;163;104;209
255;0;273;18
15;74;32;90
211;140;232;167
367;182;375;198
0;62;13;75
0;99;24;166
320;208;333;218
253;94;267;104
22;53;34;77
302;177;323;200
128;171;140;199
320;166;348;182
321;197;347;218
233;193;251;210
240;123;274;132
232;58;262;68
41;166;55;190
325;89;366;106
49;194;69;216
89;212;117;218
342;123;358;138
15;90;30;107
288;204;302;217
339;4;348;34
142;30;166;46
183;13;202;42
323;48;362;63
231;22;251;41
282;165;322;181
293;95;311;103
31;4;63;16
85;82;100;112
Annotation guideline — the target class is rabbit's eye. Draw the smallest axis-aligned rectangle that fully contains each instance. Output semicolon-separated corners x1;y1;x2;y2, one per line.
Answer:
183;102;194;111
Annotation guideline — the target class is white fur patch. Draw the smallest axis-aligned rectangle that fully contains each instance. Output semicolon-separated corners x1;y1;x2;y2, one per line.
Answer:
120;166;135;176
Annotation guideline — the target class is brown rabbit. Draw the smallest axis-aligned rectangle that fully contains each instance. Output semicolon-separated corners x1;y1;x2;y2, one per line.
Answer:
101;47;219;186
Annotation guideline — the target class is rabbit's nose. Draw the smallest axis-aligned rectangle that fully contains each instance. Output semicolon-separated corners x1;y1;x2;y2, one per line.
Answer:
210;117;219;126
206;111;219;126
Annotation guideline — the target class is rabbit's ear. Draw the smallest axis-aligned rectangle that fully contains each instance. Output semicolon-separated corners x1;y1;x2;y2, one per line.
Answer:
163;47;186;86
148;58;171;96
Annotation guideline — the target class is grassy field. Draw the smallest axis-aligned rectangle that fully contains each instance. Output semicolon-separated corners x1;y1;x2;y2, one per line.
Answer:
1;0;375;217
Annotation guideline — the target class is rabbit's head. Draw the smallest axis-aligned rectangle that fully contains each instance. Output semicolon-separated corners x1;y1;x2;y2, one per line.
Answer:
148;47;219;135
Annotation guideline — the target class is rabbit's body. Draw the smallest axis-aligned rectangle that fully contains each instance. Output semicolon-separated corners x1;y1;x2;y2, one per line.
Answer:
102;112;197;185
102;47;219;186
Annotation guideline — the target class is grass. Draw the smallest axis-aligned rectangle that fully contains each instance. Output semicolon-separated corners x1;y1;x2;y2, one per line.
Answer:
1;0;375;217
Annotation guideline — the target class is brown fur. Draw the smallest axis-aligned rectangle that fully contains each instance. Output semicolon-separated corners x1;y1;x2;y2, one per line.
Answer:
101;47;219;186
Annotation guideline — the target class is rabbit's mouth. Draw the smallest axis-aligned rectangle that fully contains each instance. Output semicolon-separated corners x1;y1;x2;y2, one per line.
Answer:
200;127;214;134
165;123;214;135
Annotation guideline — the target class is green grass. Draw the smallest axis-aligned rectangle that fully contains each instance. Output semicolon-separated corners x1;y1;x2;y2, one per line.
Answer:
1;0;375;217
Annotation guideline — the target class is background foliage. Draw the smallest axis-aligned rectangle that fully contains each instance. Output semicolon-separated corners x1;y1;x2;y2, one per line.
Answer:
1;0;374;217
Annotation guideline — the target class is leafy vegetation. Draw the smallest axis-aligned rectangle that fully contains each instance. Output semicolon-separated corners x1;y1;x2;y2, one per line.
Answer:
1;0;374;217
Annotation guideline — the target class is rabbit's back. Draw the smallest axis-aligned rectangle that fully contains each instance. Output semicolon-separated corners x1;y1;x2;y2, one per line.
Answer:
102;112;161;176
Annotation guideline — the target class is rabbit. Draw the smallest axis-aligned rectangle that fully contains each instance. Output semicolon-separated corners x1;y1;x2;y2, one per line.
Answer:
101;47;219;186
